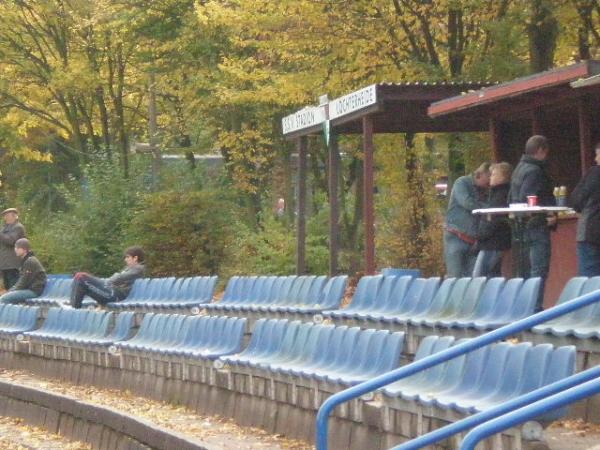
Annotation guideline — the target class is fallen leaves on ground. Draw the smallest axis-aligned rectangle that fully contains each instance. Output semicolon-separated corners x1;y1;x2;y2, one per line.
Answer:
0;369;313;449
0;416;90;449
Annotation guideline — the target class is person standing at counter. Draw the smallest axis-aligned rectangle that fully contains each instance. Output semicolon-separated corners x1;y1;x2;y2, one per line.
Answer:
473;162;512;277
570;142;600;276
510;135;557;311
444;162;491;277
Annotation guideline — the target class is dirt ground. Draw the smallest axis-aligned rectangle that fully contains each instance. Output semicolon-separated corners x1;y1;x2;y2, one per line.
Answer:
547;420;600;450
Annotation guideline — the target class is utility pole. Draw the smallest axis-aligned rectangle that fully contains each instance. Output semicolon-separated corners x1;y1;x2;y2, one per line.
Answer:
149;71;161;190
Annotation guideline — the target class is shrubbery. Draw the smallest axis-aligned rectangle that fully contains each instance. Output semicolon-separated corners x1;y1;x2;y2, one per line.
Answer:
129;190;238;276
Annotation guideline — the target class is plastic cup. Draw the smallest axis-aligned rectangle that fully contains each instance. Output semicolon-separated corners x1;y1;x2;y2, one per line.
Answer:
527;195;538;207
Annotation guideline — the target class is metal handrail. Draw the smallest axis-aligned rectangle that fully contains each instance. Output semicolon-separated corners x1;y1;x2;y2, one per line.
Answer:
315;288;600;450
392;365;600;450
460;376;600;450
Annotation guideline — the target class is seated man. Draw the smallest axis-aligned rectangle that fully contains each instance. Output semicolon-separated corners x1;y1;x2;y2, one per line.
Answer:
0;238;47;304
70;246;146;308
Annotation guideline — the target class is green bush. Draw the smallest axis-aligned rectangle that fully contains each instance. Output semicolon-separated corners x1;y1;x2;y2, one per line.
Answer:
28;160;141;276
129;190;238;276
220;211;329;278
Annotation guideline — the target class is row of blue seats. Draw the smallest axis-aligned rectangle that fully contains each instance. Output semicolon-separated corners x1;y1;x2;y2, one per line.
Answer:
216;319;574;421
26;278;72;306
23;276;217;309
17;306;245;360
108;276;217;309
24;308;134;346
382;335;574;421
0;304;39;335
220;318;405;386
205;275;348;314
114;314;246;359
323;275;540;330
532;276;600;338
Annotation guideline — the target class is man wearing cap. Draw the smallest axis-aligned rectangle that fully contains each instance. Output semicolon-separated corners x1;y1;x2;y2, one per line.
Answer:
0;208;26;290
0;238;47;304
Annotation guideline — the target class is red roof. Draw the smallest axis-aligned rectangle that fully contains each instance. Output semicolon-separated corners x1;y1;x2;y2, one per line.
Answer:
428;60;600;118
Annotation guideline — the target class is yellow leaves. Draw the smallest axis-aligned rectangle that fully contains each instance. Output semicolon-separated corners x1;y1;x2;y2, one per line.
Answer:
49;59;100;95
217;127;273;194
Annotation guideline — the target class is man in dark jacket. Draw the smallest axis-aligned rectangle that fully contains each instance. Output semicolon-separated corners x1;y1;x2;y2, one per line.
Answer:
473;162;512;277
570;143;600;276
0;238;47;304
510;135;556;310
444;162;491;277
70;246;146;308
0;208;26;290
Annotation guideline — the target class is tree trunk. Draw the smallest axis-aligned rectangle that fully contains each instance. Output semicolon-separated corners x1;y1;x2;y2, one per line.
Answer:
527;0;559;72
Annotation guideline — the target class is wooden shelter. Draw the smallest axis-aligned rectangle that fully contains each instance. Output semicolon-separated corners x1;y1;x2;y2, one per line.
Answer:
428;60;600;306
282;81;492;276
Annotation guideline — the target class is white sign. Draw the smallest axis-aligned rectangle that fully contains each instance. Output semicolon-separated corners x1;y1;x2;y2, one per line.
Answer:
329;85;377;120
282;106;327;135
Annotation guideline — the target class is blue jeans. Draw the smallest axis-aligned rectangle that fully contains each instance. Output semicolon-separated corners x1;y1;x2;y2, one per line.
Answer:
524;226;551;311
473;250;503;277
577;242;600;277
444;231;477;278
0;289;38;304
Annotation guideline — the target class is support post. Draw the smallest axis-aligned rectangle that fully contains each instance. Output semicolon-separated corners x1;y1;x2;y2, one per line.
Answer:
328;133;340;276
531;108;544;135
296;136;308;275
578;98;593;174
363;116;376;275
489;118;503;162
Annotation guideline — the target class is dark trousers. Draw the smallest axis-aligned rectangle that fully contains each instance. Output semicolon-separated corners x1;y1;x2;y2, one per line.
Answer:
577;242;600;277
524;226;551;312
70;272;119;308
2;269;19;290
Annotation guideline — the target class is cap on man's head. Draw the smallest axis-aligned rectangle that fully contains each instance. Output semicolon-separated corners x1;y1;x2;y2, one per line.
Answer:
1;208;18;216
14;238;30;251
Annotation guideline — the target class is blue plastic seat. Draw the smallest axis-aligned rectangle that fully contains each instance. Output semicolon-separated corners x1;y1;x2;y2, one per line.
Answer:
324;275;383;319
0;305;40;334
454;342;532;413
531;277;588;335
382;277;441;324
471;344;553;413
408;278;457;326
365;276;413;320
352;276;400;320
471;278;539;330
437;278;505;328
383;335;456;398
553;277;600;338
312;327;361;381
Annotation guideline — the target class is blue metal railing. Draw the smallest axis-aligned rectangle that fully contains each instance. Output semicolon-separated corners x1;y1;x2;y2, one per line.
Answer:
460;376;600;450
315;288;600;450
392;365;600;450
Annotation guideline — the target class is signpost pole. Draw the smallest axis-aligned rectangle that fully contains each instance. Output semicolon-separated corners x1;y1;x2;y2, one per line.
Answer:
296;136;308;275
328;131;340;276
363;115;376;275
